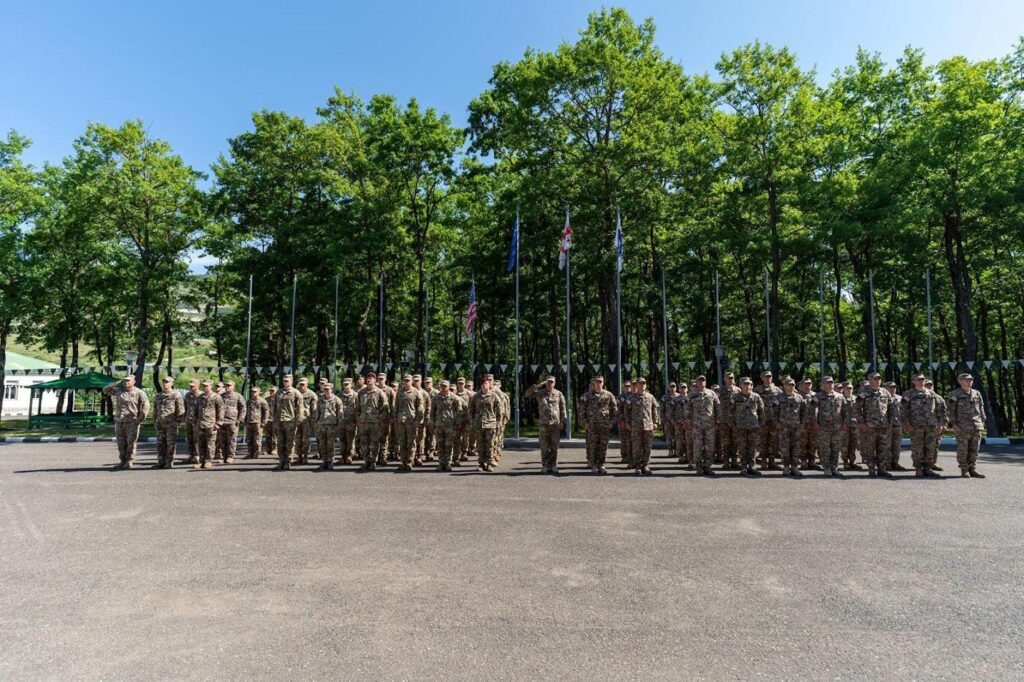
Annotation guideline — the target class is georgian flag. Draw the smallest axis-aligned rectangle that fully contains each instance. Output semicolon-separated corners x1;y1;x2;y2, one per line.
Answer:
558;208;572;270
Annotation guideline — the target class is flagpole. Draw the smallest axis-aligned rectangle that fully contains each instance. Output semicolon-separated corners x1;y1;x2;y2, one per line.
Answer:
514;208;521;439
926;267;933;371
333;274;339;381
764;270;771;369
869;269;878;372
424;273;430;376
378;270;384;373
818;267;825;374
470;271;476;377
564;206;572;440
244;273;253;391
616;206;623;395
660;264;670;389
714;269;722;384
289;273;297;374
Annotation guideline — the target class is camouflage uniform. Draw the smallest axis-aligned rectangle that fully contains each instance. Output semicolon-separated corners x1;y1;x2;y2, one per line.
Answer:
357;383;389;469
273;385;305;469
685;387;720;473
195;391;224;467
104;383;150;468
217;390;246;463
774;389;806;474
887;388;904;469
948;384;985;474
901;386;942;473
432;389;466;470
153;386;184;468
316;391;344;468
716;383;741;468
295;386;318;464
672;392;691;466
797;387;818;469
244;394;270;459
468;388;501;469
423;384;439;462
617;388;633;464
455;385;476;461
855;385;897;475
492;386;510;463
337;384;359;464
183;388;201;463
527;381;568;471
627;388;659;472
661;390;677;458
581;387;617;470
731;391;765;470
263;388;278;457
839;390;859;468
754;381;782;468
394;384;424;468
413;380;430;464
810;390;845;473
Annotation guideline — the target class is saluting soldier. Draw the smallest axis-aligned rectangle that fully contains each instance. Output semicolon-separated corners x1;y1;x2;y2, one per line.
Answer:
153;376;184;468
216;381;246;464
273;375;306;470
245;386;271;459
468;374;501;471
263;386;279;458
627;377;659;475
183;379;201;464
948;373;987;478
582;376;617;475
103;375;150;470
526;375;568;474
731;377;765;476
195;379;223;470
432;380;466;471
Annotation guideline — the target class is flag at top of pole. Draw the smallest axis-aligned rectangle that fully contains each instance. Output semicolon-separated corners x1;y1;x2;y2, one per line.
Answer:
558;208;573;270
615;208;623;272
465;276;478;339
507;212;519;273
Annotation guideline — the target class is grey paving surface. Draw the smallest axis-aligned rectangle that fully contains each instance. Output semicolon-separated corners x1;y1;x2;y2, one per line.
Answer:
1;442;1022;680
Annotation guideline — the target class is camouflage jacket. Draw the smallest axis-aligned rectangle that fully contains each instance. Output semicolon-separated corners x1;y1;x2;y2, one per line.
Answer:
356;386;389;424
773;391;806;428
731;392;765;429
273;387;306;424
581;389;617;428
184;391;201;423
154;390;184;425
900;388;942;428
526;384;567;426
220;392;247;426
317;394;344;426
948;387;985;430
338;389;359;425
754;384;783;422
810;391;844;427
627;392;660;430
717;385;741;424
685;388;720;427
394;387;424;424
245;397;271;425
105;385;150;423
469;389;500;429
298;389;318;424
196;392;224;429
854;388;896;428
431;392;465;429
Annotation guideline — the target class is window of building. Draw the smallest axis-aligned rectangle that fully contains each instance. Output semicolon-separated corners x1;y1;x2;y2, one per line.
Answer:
3;383;17;400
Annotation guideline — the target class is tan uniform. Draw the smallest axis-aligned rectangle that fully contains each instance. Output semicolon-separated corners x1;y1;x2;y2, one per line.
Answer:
627;392;660;469
773;391;806;471
731;392;765;468
195;392;224;465
754;383;782;466
948;387;985;472
468;389;500;468
104;384;150;466
183;391;201;463
245;396;270;458
432;392;466;469
581;388;617;469
685;388;720;472
154;389;184;467
716;385;741;467
337;388;359;463
855;387;897;474
527;383;567;470
316;394;344;466
295;388;318;464
809;391;844;470
357;385;389;468
263;391;278;457
273;386;306;468
217;392;246;462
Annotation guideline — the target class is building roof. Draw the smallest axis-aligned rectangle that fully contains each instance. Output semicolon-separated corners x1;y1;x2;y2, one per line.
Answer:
4;351;60;371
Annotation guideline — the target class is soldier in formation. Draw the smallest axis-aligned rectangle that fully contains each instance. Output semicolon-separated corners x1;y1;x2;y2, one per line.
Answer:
217;381;246;464
810;376;845;477
581;375;617;474
153;376;184;468
183;379;201;464
316;382;344;470
195;379;223;469
626;377;659;475
245;386;270;459
948;373;986;478
103;375;150;470
684;375;719;476
774;377;806;478
526;375;567;474
469;374;501;471
432;380;466;471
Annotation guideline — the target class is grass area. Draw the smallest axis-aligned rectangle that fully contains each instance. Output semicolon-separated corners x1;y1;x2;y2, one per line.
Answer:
0;419;159;439
6;334;220;369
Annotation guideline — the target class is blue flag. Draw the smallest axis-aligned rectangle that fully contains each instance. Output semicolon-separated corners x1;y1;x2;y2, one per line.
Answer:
507;212;519;272
615;209;623;273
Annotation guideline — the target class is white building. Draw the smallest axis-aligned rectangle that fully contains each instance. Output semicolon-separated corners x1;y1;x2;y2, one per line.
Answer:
2;351;62;418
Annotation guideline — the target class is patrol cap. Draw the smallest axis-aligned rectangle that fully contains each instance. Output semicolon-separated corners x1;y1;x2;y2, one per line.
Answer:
913;373;926;380
423;376;433;383
740;377;753;385
297;377;308;385
784;377;796;385
282;374;293;380
456;377;465;384
668;382;676;388
188;379;199;386
342;378;352;385
202;379;213;386
365;371;376;378
958;373;974;381
493;380;501;386
323;383;333;390
319;377;328;383
696;375;706;381
761;370;772;377
412;374;421;380
216;381;224;388
801;378;812;385
225;380;235;387
545;375;556;382
483;373;494;381
637;377;647;384
885;381;897;388
821;376;835;383
251;385;260;392
924;379;934;385
867;372;881;379
403;374;413;381
162;376;174;384
593;375;605;382
438;380;450;388
724;372;735;378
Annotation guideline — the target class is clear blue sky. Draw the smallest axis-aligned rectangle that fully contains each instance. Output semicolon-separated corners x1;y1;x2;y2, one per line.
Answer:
3;0;1023;172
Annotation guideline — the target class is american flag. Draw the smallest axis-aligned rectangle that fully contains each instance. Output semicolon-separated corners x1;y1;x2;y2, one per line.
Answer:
465;276;477;339
558;208;572;270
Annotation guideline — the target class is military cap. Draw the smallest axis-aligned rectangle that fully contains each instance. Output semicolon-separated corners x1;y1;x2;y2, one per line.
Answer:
958;373;974;381
924;379;934;386
423;376;433;383
365;371;376;378
215;381;224;388
297;377;308;385
162;376;174;384
456;376;466;383
801;378;811;385
545;375;556;382
885;380;897;388
784;377;796;385
668;382;677;388
403;374;413;381
637;377;647;384
390;382;397;388
724;371;735;378
412;374;421;380
593;375;605;382
319;377;328;383
913;373;926;380
250;385;260;392
224;380;234;387
740;377;753;385
867;372;881;379
188;379;199;386
696;375;706;381
323;383;333;390
493;380;502;386
202;379;213;386
761;370;773;377
821;376;835;383
483;373;494;380
342;378;352;385
438;380;450;388
282;374;293;380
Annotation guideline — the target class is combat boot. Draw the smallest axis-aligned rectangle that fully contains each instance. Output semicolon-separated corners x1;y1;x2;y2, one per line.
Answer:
915;467;925;477
150;462;163;469
968;468;986;478
831;466;844;479
597;466;608;475
878;470;894;478
924;466;941;478
790;468;804;479
451;459;462;467
201;461;213;469
702;467;716;476
891;463;909;472
822;467;832;477
162;461;173;469
641;465;653;475
960;468;970;478
930;464;944;472
744;465;761;476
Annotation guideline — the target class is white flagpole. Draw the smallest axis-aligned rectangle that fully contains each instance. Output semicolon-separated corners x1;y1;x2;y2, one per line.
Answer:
616;207;623;395
564;206;572;439
514;209;521;439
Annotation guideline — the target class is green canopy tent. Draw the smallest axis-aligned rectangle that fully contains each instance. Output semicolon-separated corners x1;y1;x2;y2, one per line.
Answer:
28;372;116;429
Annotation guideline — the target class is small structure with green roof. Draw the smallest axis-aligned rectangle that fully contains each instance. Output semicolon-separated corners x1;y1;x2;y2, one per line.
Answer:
26;372;117;428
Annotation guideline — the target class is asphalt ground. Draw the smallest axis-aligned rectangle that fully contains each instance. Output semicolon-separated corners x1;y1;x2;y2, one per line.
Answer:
1;442;1022;680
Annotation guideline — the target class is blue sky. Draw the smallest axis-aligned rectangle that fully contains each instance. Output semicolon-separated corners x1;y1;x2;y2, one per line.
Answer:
3;0;1023;172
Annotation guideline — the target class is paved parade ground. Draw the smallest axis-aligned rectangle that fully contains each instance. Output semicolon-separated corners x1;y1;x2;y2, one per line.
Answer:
2;441;1023;680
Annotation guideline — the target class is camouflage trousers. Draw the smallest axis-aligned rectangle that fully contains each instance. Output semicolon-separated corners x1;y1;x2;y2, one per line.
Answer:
736;427;760;468
840;427;858;465
263;422;277;457
156;422;178;466
317;425;337;464
216;424;239;462
415;422;428;461
358;422;382;466
799;426;816;467
245;424;263;458
275;422;297;466
860;427;890;473
777;425;801;469
453;426;467;461
492;420;506;460
717;422;737;464
115;420;141;465
377;423;391;463
816;425;842;469
184;420;198;461
955;427;981;469
618;425;632;463
663;421;677;458
197;425;217;464
435;425;457;468
630;429;653;468
425;423;436;459
395;421;417;465
458;426;472;460
539;424;561;468
476;428;495;467
585;425;611;468
758;424;778;463
675;421;691;464
338;423;356;461
691;425;716;470
296;420;315;462
889;427;903;468
910;426;939;469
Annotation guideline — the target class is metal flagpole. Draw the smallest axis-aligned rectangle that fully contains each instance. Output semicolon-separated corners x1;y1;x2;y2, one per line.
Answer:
869;269;878;372
333;274;339;380
818;267;826;374
244;274;253;391
289;273;297;374
764;270;771;368
715;270;722;384
926;268;933;371
470;272;476;376
565;206;572;440
378;270;384;372
424;274;430;376
661;264;670;388
616;207;623;394
514;209;521;439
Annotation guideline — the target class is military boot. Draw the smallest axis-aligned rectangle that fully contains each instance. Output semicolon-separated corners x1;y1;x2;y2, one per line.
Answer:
915;467;925;477
924;466;941;478
790;468;804;479
744;465;761;476
960;468;970;478
968;467;986;478
831;466;844;479
930;464;944;472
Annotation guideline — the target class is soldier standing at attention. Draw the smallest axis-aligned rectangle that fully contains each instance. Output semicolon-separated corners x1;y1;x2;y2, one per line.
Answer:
216;381;246;464
797;378;820;470
337;378;359;465
582;376;617;475
884;381;908;471
901;374;943;478
684;375;720;476
381;375;398;464
948;373;987;478
316;383;344;470
263;385;279;459
394;375;424;472
838;382;862;470
465;380;479;461
273;375;305;470
103;375;150;470
856;372;897;478
617;380;634;465
773;377;806;478
526;375;568;474
153;376;184;469
662;382;678;459
432;380;466;472
468;374;501;472
423;377;439;462
492;379;511;464
294;378;318;465
731;377;765;476
716;372;740;469
194;379;223;470
923;378;947;471
245;386;270;459
356;372;389;471
627;377;659;475
411;375;430;466
454;377;475;462
671;386;690;466
809;376;845;477
183;379;201;464
754;370;783;470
